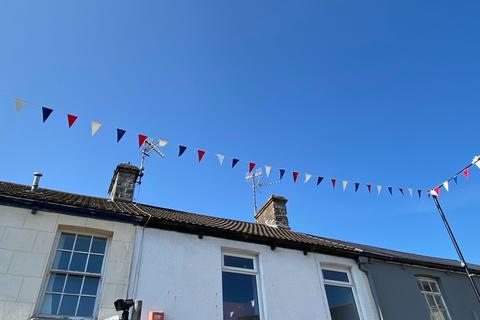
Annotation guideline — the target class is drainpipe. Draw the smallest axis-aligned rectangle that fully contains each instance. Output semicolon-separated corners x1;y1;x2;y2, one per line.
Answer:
357;256;384;320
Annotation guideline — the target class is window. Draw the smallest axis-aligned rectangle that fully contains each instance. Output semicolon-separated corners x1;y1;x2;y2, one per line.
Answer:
416;277;452;320
322;268;361;320
221;252;261;320
39;232;108;318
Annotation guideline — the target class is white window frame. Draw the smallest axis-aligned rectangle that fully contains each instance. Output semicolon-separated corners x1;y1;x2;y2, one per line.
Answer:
320;265;365;320
35;230;110;320
221;251;264;320
416;277;452;320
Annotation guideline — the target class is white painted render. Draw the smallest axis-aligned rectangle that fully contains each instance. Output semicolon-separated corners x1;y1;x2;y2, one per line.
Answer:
0;204;136;320
132;227;380;320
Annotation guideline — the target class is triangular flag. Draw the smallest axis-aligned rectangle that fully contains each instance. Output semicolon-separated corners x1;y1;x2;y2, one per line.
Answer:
158;139;168;147
67;114;78;128
292;171;299;183
248;162;256;173
197;150;206;162
279;169;285;180
91;121;101;135
435;187;440;196
265;165;272;178
232;158;239;168
377;185;382;195
474;156;480;169
217;154;225;166
408;188;413;198
443;181;449;192
388;187;393;195
179;145;187;157
331;178;337;189
463;168;469;178
367;184;372;193
453;176;458;184
342;180;348;191
42;107;53;123
138;134;147;148
15;98;26;112
317;176;324;186
116;128;126;142
431;188;440;197
417;190;422;198
304;174;312;184
354;182;360;192
399;187;404;196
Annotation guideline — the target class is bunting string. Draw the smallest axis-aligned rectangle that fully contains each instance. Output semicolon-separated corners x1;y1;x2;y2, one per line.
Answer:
12;97;479;199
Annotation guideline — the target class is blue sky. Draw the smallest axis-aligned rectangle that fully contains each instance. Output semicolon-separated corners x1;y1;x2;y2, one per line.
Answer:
1;0;480;263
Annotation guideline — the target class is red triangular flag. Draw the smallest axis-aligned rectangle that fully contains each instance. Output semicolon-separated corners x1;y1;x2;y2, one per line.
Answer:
292;171;299;183
197;150;205;162
434;187;440;196
367;184;372;193
331;178;337;188
67;114;78;128
138;134;148;148
463;168;469;178
248;162;255;173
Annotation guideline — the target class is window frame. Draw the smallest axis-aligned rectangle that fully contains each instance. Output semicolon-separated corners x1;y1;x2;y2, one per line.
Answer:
416;277;452;320
320;265;365;320
35;230;110;320
221;250;264;320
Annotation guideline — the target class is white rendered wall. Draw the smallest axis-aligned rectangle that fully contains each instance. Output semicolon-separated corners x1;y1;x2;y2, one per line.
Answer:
0;204;136;320
133;227;380;320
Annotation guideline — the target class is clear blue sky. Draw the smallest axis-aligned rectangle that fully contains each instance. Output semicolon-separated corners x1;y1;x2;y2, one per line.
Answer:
1;1;479;263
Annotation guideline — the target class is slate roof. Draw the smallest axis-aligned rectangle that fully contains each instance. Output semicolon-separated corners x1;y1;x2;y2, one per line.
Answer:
0;180;477;273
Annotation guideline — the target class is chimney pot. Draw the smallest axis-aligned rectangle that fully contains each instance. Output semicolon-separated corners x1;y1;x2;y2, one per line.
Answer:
255;195;290;229
108;163;140;202
31;172;43;191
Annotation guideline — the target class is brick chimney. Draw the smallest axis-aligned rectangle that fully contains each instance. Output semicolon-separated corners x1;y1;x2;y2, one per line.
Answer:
108;163;140;202
254;195;290;229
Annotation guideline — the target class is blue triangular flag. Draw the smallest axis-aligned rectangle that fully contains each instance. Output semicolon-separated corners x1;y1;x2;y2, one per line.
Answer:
417;189;422;198
42;107;53;123
232;158;239;168
317;176;324;186
116;128;126;142
388;186;393;195
355;182;360;192
279;169;285;180
453;176;458;184
178;145;187;157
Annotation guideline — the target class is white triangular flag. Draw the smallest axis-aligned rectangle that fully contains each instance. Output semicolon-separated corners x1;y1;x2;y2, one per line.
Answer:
265;165;272;177
443;181;449;192
251;300;255;307
158;139;168;147
15;98;26;112
216;154;225;166
408;188;413;198
91;121;102;136
342;180;348;191
304;173;312;183
430;189;438;196
377;185;382;195
473;156;480;169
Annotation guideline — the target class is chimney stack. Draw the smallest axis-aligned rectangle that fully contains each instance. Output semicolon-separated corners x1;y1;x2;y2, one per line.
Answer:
108;163;140;202
255;195;290;229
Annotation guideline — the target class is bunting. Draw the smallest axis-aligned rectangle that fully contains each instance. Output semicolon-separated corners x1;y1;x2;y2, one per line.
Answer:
197;150;206;162
232;158;239;168
248;162;256;173
67;114;78;128
292;171;299;183
388;187;393;195
217;154;225;166
304;174;312;184
279;169;285;180
42;107;53;123
317;176;324;186
430;155;480;197
331;178;337;189
408;188;413;198
116;129;126;142
138;134;147;148
342;180;348;191
443;181;449;192
377;185;382;195
179;145;187;157
367;184;372;193
355;182;360;192
417;190;422;198
91;121;101;136
158;139;168;147
399;187;404;196
265;165;271;177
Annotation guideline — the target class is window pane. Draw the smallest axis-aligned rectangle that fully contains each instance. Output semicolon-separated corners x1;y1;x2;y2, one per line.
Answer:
224;255;254;270
421;281;432;292
64;275;83;294
74;235;92;252
69;253;88;272
322;270;349;283
58;233;75;250
86;254;104;274
426;295;436;308
58;295;79;316
91;237;107;254
430;281;440;293
222;271;260;320
324;285;361;320
82;277;100;295
47;273;66;293
41;293;61;315
52;251;71;270
77;296;96;317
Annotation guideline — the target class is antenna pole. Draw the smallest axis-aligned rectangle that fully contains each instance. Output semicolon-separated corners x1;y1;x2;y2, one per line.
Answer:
432;195;480;303
252;174;258;215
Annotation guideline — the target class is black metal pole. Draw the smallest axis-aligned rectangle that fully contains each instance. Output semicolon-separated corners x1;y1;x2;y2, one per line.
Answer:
432;195;480;303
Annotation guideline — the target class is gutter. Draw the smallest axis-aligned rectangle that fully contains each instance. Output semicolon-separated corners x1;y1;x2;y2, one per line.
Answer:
357;256;384;320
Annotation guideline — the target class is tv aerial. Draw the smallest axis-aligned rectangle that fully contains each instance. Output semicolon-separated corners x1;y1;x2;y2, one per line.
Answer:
137;138;168;185
245;169;281;215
